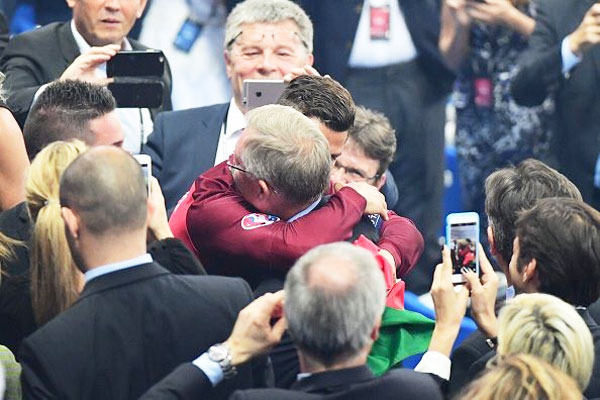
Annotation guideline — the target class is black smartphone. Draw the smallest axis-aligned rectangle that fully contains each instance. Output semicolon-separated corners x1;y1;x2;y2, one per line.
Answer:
107;50;165;78
108;79;164;109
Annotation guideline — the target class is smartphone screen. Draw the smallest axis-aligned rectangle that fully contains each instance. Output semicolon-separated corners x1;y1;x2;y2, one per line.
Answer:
446;212;479;282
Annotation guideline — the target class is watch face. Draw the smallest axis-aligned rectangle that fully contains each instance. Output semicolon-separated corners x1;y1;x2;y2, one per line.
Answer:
208;344;228;362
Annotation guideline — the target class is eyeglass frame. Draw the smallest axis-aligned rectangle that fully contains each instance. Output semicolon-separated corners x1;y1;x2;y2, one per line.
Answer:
332;158;380;183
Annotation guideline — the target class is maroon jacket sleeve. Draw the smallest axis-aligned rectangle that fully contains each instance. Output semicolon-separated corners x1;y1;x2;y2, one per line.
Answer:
186;162;367;270
377;211;424;278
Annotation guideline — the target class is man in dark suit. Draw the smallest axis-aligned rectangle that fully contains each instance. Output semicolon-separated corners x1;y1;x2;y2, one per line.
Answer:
459;198;600;399
296;0;455;294
447;159;584;396
142;241;479;399
142;0;315;212
511;0;600;209
0;0;172;153
18;146;267;400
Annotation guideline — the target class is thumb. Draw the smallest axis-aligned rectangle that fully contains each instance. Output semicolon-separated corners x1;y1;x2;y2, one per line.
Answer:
271;315;287;342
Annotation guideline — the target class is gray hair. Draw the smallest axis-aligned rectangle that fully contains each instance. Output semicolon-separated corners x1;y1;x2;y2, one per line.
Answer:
225;0;313;53
242;104;330;206
284;242;387;366
348;106;396;177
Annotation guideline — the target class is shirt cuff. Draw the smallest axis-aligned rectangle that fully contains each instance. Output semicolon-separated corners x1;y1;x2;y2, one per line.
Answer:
414;351;451;381
192;352;224;387
561;36;581;75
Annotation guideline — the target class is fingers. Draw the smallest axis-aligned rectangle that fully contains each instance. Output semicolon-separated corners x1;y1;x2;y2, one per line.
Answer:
270;315;287;341
431;262;444;290
462;267;482;291
477;243;494;276
302;65;321;76
441;245;452;272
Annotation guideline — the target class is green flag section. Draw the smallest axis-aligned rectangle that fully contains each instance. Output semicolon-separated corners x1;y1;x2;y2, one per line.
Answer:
367;307;435;376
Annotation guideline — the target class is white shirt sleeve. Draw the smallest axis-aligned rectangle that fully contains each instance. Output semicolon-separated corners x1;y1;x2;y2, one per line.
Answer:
414;350;451;381
561;35;582;75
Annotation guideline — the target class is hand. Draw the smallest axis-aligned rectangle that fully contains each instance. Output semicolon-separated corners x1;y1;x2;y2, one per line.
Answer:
428;246;470;356
60;44;120;85
341;181;389;221
445;0;472;27
147;177;173;240
282;65;326;83
465;0;519;27
569;3;600;55
225;291;286;366
462;243;499;337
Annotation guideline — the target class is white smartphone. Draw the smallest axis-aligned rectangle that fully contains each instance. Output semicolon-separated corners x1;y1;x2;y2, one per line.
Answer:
133;154;152;196
446;212;480;284
242;79;287;110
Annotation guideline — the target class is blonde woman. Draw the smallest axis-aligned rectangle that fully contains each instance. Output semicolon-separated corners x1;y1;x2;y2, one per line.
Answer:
496;293;595;392
458;353;582;400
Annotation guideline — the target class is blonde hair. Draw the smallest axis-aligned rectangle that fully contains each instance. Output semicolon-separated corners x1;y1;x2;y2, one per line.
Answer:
497;293;594;390
27;140;88;326
458;353;582;400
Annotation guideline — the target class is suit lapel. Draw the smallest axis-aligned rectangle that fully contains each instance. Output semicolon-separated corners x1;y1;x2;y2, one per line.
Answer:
291;365;376;394
193;103;230;173
78;262;171;301
56;21;81;67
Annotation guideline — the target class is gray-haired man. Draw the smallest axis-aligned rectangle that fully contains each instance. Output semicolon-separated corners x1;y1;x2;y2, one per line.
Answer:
143;0;315;211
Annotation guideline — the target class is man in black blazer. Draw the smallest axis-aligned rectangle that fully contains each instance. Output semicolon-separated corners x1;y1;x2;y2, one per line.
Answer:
296;0;455;294
0;0;172;153
142;242;478;399
19;146;267;400
511;0;600;209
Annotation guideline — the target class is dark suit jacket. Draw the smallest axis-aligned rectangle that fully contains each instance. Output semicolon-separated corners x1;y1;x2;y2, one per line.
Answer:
19;262;267;400
142;103;229;212
464;309;600;399
0;21;173;127
298;0;454;93
142;364;443;400
511;0;600;204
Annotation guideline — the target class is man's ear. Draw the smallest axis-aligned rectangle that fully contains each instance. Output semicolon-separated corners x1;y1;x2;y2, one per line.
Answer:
487;226;498;256
65;0;76;9
257;180;272;201
61;207;80;239
370;316;382;342
523;258;538;284
136;0;148;18
375;173;386;190
306;53;314;66
224;51;233;79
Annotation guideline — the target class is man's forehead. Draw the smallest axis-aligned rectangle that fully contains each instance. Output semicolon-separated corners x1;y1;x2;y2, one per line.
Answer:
234;20;305;47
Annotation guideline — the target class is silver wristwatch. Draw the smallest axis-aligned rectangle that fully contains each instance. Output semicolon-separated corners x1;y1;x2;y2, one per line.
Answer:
208;342;237;379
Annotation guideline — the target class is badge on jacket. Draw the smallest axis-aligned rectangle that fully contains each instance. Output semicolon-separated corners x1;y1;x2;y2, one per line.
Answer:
241;213;281;230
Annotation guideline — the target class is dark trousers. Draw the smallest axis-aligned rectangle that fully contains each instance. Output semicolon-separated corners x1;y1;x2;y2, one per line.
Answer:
345;60;447;294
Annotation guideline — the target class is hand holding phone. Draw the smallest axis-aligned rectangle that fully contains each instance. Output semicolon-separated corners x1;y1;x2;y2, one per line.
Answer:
133;154;152;196
446;212;480;283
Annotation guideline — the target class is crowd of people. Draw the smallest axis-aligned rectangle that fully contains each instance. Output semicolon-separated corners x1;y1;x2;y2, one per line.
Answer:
0;0;598;399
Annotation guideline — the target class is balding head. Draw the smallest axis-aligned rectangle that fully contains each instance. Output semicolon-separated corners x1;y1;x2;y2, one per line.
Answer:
284;242;386;366
60;146;147;235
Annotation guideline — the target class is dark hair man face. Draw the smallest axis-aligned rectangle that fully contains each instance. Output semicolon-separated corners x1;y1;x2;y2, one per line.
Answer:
508;198;600;307
66;0;148;46
278;75;355;161
24;80;123;159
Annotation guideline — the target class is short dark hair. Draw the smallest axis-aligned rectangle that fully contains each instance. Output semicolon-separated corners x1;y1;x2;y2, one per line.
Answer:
348;106;396;177
24;80;116;160
515;198;600;307
485;159;581;264
277;75;355;133
60;147;147;235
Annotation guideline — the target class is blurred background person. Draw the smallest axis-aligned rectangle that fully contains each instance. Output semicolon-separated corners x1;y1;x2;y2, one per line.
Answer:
458;353;582;400
139;0;231;110
440;0;554;246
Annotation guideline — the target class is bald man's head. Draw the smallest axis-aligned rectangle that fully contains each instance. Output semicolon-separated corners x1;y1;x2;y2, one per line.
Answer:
60;146;147;235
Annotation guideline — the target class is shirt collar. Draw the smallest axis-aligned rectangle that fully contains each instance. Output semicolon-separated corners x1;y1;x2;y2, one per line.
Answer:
224;97;246;137
287;197;322;222
84;253;153;283
70;19;132;55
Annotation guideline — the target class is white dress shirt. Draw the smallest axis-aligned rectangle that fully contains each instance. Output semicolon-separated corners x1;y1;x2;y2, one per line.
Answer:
213;98;246;165
348;0;417;68
84;253;153;283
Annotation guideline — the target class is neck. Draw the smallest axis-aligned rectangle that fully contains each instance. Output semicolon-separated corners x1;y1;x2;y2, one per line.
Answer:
79;229;148;271
271;201;313;221
298;348;368;375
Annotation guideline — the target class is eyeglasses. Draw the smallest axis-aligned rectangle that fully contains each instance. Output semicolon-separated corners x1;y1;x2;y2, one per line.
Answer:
227;154;251;175
332;159;379;182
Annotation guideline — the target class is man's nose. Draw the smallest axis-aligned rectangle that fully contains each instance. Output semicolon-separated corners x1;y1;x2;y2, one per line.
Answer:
257;51;278;74
104;0;121;11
